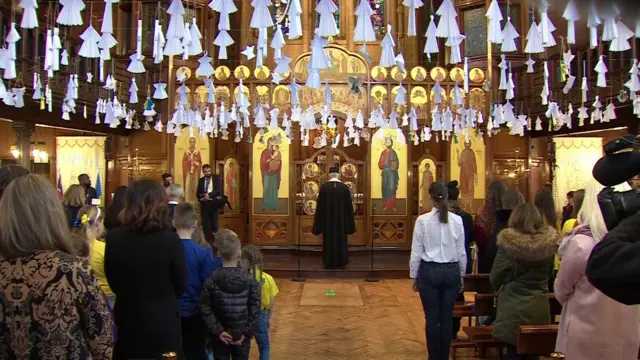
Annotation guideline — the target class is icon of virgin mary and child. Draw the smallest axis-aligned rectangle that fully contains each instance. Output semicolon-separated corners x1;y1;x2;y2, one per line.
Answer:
260;134;283;211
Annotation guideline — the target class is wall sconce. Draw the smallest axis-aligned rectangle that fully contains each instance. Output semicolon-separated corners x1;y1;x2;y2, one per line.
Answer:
10;145;20;159
31;141;48;164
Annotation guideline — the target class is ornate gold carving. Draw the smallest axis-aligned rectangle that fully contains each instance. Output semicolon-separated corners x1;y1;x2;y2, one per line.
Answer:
292;45;368;83
272;85;290;107
299;85;368;115
215;86;231;104
233;85;250;100
255;85;269;102
469;88;486;110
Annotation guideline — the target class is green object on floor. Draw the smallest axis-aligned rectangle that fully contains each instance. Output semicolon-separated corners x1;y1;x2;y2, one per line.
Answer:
325;289;337;296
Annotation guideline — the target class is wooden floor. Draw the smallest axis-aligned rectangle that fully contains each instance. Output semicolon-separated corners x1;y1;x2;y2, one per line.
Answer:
248;279;513;360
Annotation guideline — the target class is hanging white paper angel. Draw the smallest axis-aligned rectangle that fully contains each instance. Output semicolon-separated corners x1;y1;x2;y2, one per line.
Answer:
501;17;519;52
403;0;424;37
587;2;601;49
316;0;339;37
563;0;580;44
271;24;286;60
524;21;544;54
354;0;376;42
486;0;503;44
625;59;640;92
423;15;439;61
288;0;303;39
610;20;634;52
379;25;396;67
153;83;168;100
19;0;38;29
57;0;85;26
196;53;215;78
595;55;608;87
525;57;535;73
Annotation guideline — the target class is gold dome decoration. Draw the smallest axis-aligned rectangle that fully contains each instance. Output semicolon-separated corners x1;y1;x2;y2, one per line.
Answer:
176;66;192;81
234;65;251;80
233;84;250;99
410;66;428;81
390;66;407;81
371;66;388;81
469;68;486;84
371;85;387;103
450;68;465;83
254;66;271;80
430;66;447;82
255;85;270;102
410;86;428;105
214;66;231;81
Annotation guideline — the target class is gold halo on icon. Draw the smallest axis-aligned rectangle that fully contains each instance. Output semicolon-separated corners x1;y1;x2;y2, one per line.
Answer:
410;66;428;81
177;66;192;81
390;66;407;81
450;68;465;83
254;66;271;80
234;65;251;80
430;66;447;82
371;66;388;81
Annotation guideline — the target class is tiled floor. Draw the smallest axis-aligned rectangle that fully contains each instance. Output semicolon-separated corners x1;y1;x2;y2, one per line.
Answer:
248;279;500;360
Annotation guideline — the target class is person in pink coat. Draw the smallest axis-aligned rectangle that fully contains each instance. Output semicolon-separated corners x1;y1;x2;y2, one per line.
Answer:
555;180;640;359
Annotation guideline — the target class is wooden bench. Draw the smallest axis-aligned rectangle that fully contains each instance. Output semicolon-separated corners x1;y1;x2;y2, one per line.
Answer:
517;325;558;356
463;273;493;294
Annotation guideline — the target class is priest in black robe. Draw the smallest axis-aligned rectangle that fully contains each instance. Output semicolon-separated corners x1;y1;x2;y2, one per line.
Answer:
312;165;356;269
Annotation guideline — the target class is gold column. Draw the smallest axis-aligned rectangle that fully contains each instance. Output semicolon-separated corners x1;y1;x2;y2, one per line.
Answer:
302;0;312;49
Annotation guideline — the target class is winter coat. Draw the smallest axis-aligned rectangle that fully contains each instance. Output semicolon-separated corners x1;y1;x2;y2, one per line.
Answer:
478;209;512;274
490;226;559;346
555;225;640;359
586;211;640;305
200;267;261;341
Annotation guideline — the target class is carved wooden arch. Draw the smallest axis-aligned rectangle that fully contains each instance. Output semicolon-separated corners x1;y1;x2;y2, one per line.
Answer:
412;153;446;216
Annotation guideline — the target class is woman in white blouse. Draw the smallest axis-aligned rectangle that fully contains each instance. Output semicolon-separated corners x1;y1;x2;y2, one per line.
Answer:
410;182;467;360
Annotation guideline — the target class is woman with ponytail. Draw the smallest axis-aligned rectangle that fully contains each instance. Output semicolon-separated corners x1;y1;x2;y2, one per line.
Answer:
72;205;114;306
410;182;466;360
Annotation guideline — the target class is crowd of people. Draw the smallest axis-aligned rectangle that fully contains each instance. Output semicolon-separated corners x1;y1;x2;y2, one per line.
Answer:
0;166;278;360
411;178;640;360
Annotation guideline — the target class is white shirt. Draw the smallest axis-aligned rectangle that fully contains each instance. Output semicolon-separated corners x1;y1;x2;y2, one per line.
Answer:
409;208;467;279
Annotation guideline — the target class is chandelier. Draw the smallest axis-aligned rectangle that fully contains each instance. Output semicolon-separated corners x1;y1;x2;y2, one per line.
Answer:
123;148;149;178
502;149;530;185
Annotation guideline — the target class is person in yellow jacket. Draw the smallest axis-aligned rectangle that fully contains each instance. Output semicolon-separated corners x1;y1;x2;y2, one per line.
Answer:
241;245;279;360
71;205;115;306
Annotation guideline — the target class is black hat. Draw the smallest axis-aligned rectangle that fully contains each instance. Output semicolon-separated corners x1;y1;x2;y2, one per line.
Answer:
329;165;339;174
592;151;640;187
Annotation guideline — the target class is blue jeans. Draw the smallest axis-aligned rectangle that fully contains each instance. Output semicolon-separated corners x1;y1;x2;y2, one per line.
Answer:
417;261;461;360
254;310;270;360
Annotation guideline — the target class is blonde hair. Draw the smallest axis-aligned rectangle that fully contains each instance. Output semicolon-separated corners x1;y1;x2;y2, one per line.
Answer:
577;178;607;241
0;174;78;259
173;202;197;230
192;227;209;247
216;228;240;262
71;206;103;257
62;184;86;207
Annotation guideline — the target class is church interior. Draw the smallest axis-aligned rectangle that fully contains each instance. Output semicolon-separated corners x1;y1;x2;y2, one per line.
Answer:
1;0;639;358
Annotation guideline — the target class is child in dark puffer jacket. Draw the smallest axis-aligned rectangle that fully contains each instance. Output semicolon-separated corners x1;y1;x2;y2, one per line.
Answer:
200;229;260;360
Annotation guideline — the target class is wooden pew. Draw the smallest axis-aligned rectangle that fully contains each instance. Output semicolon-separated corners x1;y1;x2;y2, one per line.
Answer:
517;325;558;356
463;273;493;294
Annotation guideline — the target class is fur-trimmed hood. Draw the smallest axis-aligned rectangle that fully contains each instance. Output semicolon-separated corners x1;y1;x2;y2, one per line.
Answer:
497;226;559;262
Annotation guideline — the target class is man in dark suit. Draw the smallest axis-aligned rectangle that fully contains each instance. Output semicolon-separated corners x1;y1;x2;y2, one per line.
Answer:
196;164;223;243
78;173;97;204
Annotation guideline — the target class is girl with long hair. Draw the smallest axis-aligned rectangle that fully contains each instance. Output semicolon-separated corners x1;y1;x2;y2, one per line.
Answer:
534;189;559;229
104;185;127;230
555;179;640;359
71;205;114;307
491;203;558;360
474;180;508;272
410;182;466;360
62;184;86;227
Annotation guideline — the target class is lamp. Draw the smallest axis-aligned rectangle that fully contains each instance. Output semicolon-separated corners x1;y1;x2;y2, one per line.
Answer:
501;149;530;185
30;141;48;164
10;145;20;159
